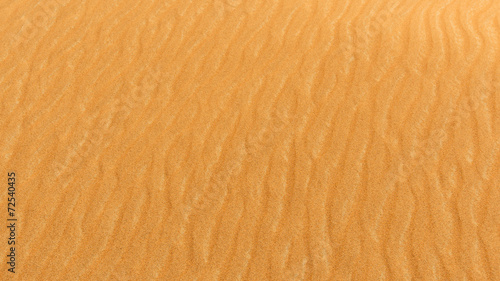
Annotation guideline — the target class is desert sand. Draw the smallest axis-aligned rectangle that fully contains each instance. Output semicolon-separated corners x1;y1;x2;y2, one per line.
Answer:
1;0;499;280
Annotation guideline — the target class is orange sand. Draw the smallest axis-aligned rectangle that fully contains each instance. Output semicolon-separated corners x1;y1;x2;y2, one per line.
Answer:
1;0;499;280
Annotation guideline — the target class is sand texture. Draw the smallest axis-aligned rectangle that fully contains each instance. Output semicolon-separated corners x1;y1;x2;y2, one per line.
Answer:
1;0;500;280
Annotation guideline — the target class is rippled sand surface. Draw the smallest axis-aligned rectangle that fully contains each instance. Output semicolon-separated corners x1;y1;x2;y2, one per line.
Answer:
1;0;499;280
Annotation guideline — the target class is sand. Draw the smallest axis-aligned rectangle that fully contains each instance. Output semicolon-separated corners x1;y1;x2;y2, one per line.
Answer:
1;0;499;280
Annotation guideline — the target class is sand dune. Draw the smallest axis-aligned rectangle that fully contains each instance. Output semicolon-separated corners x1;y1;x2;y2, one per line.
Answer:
1;0;499;280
